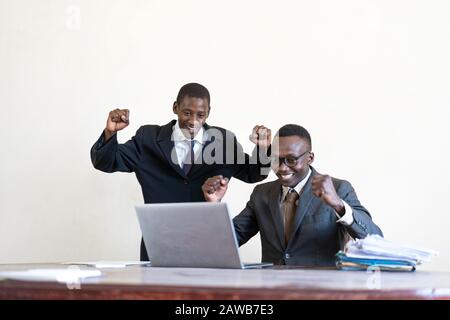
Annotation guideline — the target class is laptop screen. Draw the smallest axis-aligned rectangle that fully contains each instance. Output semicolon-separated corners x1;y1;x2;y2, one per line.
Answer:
135;202;244;269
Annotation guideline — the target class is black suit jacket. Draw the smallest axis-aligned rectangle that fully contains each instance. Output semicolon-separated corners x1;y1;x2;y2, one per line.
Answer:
91;120;270;260
233;167;383;267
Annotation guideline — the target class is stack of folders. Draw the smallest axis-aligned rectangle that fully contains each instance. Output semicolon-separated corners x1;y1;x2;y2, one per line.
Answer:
336;234;438;272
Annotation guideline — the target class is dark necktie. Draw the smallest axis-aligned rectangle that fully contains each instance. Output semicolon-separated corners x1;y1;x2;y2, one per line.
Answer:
282;189;299;246
182;140;195;175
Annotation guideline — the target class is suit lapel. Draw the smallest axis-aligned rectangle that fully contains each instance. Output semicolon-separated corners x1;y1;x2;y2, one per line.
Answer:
268;181;286;250
156;120;186;179
289;168;318;244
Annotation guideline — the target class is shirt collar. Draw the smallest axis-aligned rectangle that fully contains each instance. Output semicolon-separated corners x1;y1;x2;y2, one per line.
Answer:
172;121;206;145
281;167;312;202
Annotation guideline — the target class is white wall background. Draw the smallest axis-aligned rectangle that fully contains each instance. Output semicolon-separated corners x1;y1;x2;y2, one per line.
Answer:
1;0;449;271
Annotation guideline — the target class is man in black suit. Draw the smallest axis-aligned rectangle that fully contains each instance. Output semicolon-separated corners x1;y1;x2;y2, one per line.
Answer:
202;124;383;266
91;83;271;261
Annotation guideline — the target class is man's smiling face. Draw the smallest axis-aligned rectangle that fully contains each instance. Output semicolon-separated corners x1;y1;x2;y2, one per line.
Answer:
271;135;314;187
173;96;210;139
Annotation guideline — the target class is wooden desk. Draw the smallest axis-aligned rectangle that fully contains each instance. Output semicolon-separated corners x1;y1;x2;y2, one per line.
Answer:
1;263;449;299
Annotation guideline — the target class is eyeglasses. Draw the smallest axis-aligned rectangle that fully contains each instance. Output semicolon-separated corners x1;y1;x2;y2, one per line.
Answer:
270;150;311;167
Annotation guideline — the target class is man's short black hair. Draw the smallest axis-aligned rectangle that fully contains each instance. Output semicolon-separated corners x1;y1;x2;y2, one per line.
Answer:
277;124;312;149
176;83;210;106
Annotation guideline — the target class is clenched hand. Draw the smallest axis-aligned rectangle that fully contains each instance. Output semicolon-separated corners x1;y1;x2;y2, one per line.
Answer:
311;173;345;216
104;108;130;141
202;175;229;202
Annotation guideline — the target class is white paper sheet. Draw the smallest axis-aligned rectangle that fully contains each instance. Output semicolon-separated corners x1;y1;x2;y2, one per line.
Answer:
0;268;102;283
62;261;151;268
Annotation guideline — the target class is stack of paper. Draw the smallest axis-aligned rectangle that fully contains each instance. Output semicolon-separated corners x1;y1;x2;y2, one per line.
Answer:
336;234;438;271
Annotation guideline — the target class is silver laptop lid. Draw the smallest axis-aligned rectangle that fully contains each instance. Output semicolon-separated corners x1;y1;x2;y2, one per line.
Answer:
135;202;244;269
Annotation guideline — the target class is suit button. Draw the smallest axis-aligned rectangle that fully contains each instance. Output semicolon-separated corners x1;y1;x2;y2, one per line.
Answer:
285;253;291;259
184;180;189;185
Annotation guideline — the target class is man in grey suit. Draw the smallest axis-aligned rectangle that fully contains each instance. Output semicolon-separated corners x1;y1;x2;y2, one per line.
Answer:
202;124;383;266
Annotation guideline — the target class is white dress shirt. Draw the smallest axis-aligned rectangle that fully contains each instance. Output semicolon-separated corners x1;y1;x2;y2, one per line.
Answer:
280;168;354;226
171;121;207;168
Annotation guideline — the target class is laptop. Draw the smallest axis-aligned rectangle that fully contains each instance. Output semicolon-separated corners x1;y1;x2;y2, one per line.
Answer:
135;202;273;269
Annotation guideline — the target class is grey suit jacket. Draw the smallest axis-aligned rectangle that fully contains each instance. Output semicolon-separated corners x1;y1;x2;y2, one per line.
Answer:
232;167;383;266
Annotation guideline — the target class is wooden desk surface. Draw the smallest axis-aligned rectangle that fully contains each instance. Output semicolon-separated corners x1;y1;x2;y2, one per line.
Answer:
1;263;449;300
